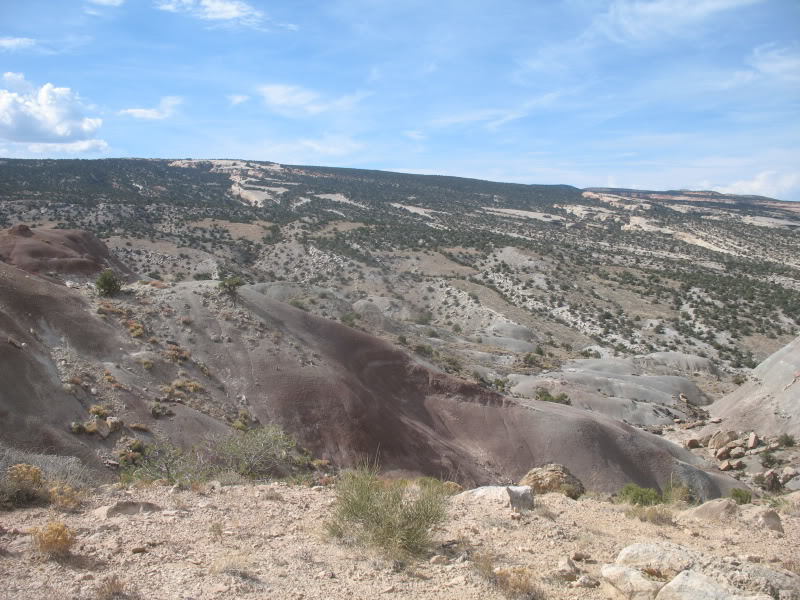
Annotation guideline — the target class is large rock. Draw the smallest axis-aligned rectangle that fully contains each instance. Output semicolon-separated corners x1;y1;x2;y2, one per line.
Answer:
93;501;162;520
506;485;534;512
517;463;585;499
602;542;799;600
655;570;772;600
678;498;739;523
741;507;783;533
615;543;698;579
601;564;666;599
708;431;738;450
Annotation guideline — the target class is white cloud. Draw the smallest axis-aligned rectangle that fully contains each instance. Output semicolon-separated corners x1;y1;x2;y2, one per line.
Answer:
258;84;367;117
0;37;37;51
747;43;800;82
0;73;105;151
119;96;182;120
595;0;763;43
87;0;125;5
716;170;800;199
227;94;249;105
155;0;263;26
295;134;363;157
403;130;426;141
28;139;109;153
431;92;562;131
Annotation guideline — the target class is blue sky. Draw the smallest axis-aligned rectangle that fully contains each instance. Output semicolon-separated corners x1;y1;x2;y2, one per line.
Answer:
1;0;799;200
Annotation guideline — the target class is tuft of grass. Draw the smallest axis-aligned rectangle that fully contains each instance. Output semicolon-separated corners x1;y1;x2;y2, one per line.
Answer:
777;433;796;448
49;483;84;512
95;575;139;600
472;552;547;599
326;464;449;559
31;521;75;557
729;488;752;505
625;505;675;526
617;483;662;506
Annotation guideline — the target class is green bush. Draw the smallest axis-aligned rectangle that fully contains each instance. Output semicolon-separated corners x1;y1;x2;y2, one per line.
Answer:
729;488;752;505
777;433;796;448
617;483;662;506
326;464;449;558
218;276;243;297
535;388;571;405
204;426;301;479
95;269;121;296
120;439;202;486
761;451;779;468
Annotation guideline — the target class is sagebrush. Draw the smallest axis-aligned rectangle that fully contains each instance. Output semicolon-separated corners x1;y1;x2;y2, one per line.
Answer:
326;464;449;558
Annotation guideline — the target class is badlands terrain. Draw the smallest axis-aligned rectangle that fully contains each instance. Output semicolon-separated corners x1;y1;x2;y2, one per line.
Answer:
0;158;799;598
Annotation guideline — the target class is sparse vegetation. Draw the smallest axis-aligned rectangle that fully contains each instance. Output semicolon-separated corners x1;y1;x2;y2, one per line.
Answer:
473;552;547;599
617;483;662;506
535;388;571;405
729;488;752;505
326;463;449;558
31;521;76;557
625;505;675;526
96;269;122;296
777;433;796;448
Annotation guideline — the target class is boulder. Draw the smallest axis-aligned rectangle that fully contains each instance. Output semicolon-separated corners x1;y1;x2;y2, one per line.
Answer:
551;557;579;582
708;431;738;450
678;498;740;523
601;564;666;599
747;432;759;449
685;439;700;449
715;447;731;461
654;570;772;600
517;463;585;499
741;507;783;533
719;460;732;471
615;542;698;578
506;486;534;512
780;467;797;484
606;541;799;599
93;501;162;520
730;447;746;459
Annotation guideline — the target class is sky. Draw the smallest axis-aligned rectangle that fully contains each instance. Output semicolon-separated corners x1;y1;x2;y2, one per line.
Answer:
1;0;799;200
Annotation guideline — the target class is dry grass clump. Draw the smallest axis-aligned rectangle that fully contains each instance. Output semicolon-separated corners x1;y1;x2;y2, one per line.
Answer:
326;464;449;559
625;505;675;526
1;463;47;508
211;552;257;579
472;552;547;599
31;521;75;557
48;483;84;512
0;445;91;509
95;575;139;600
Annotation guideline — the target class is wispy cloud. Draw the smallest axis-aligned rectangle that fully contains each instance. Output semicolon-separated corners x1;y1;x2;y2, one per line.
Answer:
431;92;562;131
258;84;368;117
155;0;264;27
717;170;800;198
403;130;426;141
747;43;800;82
227;94;249;106
119;96;182;119
87;0;125;6
594;0;764;44
0;37;37;51
0;72;106;152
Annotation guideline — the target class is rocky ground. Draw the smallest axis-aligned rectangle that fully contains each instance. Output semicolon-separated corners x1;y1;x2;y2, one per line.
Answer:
1;479;798;600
